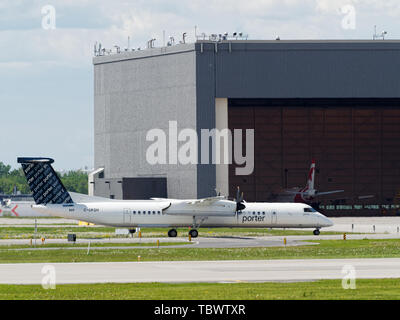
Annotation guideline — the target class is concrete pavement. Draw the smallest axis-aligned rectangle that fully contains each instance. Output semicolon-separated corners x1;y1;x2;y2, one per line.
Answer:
1;258;400;284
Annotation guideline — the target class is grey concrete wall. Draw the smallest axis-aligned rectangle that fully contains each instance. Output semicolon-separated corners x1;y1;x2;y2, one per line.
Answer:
94;44;198;199
93;178;123;200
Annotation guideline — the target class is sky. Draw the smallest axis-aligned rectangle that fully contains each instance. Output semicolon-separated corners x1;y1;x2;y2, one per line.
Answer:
1;0;399;171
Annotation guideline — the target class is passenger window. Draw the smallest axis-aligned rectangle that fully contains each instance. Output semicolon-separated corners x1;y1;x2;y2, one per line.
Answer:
138;211;141;214
152;211;155;214
253;212;255;215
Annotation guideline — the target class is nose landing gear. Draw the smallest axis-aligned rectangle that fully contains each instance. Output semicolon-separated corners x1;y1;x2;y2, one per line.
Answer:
313;229;320;236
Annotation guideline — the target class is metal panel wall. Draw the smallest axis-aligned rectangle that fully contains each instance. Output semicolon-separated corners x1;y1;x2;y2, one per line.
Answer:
228;98;400;216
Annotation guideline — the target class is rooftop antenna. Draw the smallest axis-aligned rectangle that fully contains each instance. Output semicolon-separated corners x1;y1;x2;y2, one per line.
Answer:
147;38;156;48
373;25;388;40
163;30;166;47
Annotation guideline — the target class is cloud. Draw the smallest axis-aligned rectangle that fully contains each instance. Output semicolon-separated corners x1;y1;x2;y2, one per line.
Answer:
0;0;399;69
1;0;400;169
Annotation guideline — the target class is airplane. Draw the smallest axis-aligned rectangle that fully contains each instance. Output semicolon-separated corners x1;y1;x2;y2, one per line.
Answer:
270;160;344;206
17;157;333;237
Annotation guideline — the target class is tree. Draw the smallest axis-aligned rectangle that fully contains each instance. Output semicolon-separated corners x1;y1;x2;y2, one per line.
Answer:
60;170;88;194
0;162;11;177
0;161;88;195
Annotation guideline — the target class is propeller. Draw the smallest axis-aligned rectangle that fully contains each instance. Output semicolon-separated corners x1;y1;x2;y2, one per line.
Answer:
235;186;246;212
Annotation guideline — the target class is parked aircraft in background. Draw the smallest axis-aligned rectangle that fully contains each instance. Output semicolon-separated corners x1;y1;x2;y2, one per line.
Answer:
268;160;376;210
18;157;333;237
269;160;344;207
284;160;344;203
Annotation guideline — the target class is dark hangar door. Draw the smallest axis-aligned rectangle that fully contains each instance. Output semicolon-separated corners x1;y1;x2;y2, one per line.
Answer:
228;99;400;216
122;177;167;200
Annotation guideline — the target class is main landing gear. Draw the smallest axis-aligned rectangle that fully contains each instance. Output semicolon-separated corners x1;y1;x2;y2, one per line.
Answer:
189;229;198;238
168;229;177;237
313;229;320;236
167;228;199;238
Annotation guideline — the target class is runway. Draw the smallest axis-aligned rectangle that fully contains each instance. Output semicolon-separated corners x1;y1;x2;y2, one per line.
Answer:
1;231;400;249
1;258;400;284
0;236;316;249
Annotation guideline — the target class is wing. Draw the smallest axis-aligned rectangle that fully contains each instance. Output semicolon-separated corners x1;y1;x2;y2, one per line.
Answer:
315;190;344;196
185;196;227;206
164;196;236;216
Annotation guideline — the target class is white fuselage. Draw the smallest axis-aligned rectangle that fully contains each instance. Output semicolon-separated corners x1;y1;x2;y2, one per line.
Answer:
32;199;333;229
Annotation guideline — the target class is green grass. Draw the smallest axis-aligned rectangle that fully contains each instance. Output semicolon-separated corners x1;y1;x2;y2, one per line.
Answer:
1;279;400;300
0;216;63;219
0;226;350;239
0;239;399;263
0;241;191;250
0;226;116;239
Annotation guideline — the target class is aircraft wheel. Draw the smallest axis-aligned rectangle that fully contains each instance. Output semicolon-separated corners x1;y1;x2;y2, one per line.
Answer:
168;229;178;237
189;229;198;238
313;229;320;236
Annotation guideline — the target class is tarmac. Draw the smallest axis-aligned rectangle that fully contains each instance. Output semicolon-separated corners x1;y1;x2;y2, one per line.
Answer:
3;216;400;233
1;258;400;284
0;236;315;249
1;216;400;285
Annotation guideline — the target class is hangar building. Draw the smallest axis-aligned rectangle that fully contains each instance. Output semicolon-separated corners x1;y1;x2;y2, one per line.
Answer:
93;40;400;216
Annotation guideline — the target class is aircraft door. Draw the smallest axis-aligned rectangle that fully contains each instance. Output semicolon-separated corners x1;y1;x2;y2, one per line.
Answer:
123;208;133;225
271;210;277;225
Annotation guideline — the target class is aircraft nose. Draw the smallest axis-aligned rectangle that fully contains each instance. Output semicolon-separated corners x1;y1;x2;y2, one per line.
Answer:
321;215;334;227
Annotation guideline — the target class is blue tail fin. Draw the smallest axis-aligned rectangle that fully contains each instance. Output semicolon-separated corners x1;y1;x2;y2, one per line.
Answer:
17;157;73;205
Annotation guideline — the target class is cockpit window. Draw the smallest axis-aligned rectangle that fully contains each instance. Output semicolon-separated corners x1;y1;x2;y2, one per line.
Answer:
304;207;317;213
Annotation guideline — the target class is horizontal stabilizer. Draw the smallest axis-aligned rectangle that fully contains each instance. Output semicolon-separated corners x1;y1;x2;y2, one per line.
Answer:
315;190;344;196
